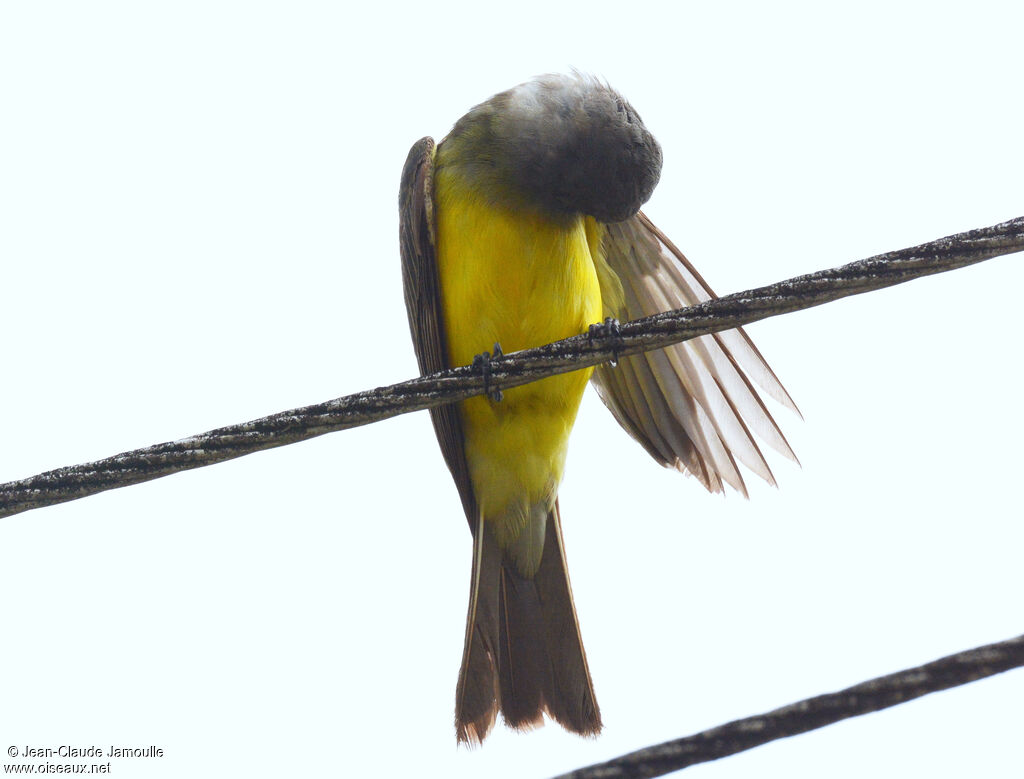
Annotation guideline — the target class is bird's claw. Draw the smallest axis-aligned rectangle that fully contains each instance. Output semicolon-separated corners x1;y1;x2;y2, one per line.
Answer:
588;317;623;366
473;342;505;402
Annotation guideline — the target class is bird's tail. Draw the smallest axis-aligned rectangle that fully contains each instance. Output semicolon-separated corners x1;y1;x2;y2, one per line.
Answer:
454;501;602;744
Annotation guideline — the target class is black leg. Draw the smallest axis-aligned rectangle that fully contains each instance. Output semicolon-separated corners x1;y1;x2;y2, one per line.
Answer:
472;342;505;402
588;317;623;366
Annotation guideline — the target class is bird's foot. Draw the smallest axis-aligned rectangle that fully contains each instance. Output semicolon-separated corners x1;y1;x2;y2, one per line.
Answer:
588;317;623;366
472;342;504;402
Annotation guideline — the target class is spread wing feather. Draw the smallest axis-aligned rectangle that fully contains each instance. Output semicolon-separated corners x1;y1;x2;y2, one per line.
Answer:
593;212;800;496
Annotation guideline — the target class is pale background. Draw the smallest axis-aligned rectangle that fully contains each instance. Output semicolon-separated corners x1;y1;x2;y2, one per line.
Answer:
2;2;1022;777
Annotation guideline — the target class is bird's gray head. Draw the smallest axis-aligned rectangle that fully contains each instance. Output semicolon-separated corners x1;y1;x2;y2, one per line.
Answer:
445;73;663;223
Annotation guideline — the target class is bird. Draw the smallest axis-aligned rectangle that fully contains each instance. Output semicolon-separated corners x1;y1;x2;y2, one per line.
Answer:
398;73;799;745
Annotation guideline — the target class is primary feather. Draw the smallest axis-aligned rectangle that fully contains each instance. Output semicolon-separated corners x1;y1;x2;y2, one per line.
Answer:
593;213;799;495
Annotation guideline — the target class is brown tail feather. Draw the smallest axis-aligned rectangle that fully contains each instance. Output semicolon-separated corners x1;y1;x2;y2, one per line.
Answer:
455;502;602;743
455;518;502;745
497;562;552;730
527;502;602;734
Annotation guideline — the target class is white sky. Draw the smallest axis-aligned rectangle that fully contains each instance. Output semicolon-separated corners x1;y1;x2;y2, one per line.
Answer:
2;2;1022;777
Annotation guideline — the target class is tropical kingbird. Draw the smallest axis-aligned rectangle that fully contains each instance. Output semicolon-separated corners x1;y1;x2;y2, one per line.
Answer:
399;73;798;744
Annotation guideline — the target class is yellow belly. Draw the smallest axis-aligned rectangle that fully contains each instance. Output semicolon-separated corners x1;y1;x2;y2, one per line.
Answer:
435;173;603;566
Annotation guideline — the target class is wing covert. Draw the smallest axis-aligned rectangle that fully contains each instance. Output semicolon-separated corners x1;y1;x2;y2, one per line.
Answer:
399;136;477;523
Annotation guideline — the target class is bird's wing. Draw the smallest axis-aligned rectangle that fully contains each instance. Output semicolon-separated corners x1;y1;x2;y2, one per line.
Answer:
399;136;477;523
592;211;800;496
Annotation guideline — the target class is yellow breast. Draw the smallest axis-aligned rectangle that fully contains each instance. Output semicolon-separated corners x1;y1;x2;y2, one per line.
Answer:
434;169;603;565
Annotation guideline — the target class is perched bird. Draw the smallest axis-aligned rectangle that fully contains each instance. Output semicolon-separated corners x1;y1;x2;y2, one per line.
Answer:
399;73;799;745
